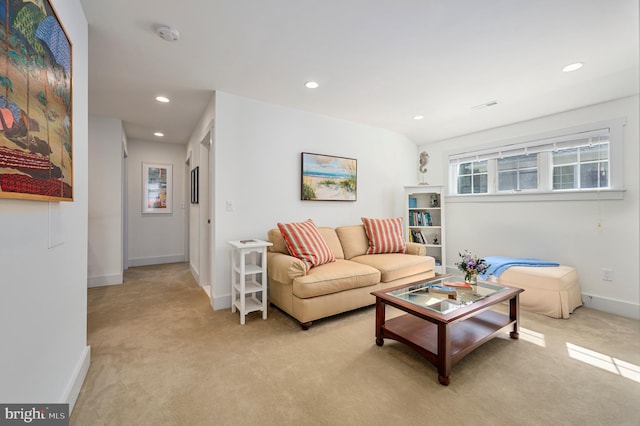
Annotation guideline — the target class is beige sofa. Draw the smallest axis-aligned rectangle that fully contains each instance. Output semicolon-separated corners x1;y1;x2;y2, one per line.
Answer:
266;224;435;329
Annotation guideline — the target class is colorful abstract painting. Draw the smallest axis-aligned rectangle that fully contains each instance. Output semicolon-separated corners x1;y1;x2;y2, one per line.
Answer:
142;162;172;214
0;0;72;201
301;152;357;201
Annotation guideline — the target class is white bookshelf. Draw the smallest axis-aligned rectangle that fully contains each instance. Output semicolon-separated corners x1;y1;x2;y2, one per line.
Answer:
404;185;445;274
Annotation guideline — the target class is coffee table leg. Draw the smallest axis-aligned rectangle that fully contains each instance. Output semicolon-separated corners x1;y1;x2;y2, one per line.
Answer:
509;294;520;339
375;298;385;346
437;322;451;385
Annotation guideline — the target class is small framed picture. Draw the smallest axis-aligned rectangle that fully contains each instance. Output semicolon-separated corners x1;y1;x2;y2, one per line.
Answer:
142;162;173;214
190;166;199;204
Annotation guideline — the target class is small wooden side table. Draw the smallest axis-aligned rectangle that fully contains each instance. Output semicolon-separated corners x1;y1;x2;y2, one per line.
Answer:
228;239;273;324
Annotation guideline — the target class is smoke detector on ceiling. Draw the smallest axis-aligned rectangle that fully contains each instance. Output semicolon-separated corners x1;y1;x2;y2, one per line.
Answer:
156;26;180;42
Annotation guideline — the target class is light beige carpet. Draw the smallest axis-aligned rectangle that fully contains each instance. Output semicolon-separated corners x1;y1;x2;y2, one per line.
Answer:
72;262;640;426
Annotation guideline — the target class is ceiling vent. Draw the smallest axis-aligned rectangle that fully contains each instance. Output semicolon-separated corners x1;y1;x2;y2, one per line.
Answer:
156;26;180;42
472;100;498;110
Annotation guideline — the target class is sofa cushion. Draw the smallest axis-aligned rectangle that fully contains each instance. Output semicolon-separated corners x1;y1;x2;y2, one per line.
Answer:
292;259;380;299
267;228;290;255
335;225;370;260
317;227;345;260
351;253;435;283
268;227;345;260
278;219;336;270
361;217;406;254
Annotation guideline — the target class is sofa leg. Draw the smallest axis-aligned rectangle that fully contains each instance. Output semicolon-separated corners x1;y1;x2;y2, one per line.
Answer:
300;321;313;330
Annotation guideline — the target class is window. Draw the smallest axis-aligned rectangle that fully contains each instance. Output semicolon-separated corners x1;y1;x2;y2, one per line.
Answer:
498;154;538;191
457;160;487;194
552;142;609;190
447;118;624;200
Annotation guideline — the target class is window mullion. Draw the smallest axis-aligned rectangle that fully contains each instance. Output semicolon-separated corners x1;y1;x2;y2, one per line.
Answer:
487;159;496;193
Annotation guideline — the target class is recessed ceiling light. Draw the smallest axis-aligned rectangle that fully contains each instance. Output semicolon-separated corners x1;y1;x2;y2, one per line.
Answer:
155;96;170;103
154;132;164;137
562;62;583;72
413;115;424;120
305;81;319;89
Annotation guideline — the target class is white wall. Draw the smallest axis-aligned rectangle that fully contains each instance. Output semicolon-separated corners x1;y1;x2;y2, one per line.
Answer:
0;0;90;410
127;139;187;266
209;91;418;309
88;116;123;286
185;94;215;286
419;96;639;318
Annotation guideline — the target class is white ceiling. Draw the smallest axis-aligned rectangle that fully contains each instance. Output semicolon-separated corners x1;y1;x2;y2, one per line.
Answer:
80;0;639;145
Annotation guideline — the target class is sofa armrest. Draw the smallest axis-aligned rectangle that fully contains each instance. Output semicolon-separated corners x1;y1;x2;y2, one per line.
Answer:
267;252;307;283
405;242;426;256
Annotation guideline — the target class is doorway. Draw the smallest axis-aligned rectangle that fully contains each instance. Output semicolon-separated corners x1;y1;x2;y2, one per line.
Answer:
199;131;211;294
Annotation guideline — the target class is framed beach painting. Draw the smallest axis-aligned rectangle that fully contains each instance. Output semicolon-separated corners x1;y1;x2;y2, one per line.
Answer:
0;0;73;201
301;152;357;201
142;162;172;214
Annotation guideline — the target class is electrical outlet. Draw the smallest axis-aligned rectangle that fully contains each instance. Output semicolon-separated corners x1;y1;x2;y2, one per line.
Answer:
226;200;234;212
602;269;613;281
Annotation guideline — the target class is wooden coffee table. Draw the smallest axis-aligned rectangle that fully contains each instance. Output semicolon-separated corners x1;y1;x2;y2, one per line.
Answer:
371;275;523;385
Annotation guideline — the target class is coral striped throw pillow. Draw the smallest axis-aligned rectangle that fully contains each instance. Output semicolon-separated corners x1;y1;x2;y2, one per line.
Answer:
361;217;406;254
277;219;336;270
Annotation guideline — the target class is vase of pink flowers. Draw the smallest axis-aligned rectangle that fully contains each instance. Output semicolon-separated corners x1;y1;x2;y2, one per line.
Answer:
456;250;490;286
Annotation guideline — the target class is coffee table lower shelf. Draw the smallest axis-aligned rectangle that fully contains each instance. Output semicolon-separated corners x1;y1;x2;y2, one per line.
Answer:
378;310;516;385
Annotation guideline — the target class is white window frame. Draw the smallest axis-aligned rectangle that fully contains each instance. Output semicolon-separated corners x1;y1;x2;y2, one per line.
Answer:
447;118;625;203
550;141;610;190
497;154;539;192
456;160;489;194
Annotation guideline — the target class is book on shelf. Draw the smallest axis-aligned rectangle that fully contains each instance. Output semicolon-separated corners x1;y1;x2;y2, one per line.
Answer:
420;231;428;244
410;229;424;244
409;211;436;227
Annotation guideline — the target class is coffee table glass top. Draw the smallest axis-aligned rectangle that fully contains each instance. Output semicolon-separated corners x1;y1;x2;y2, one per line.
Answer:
387;275;509;314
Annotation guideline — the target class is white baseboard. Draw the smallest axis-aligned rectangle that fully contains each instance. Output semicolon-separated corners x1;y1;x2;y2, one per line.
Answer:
202;285;211;298
87;273;123;288
128;255;185;267
212;294;231;311
581;293;640;320
189;263;200;283
62;345;91;413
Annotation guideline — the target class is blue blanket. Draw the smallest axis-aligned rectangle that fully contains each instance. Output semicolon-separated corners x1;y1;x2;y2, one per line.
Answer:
480;256;559;278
